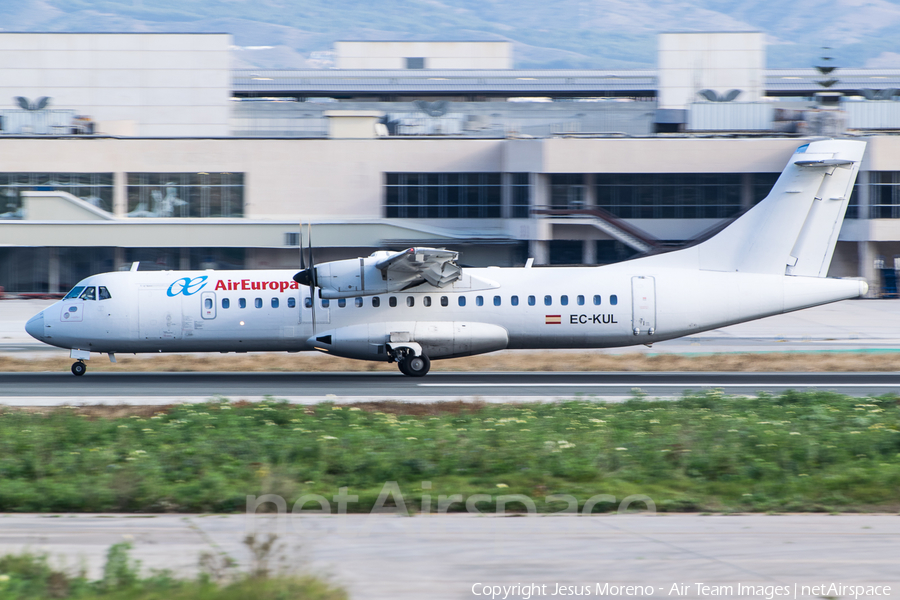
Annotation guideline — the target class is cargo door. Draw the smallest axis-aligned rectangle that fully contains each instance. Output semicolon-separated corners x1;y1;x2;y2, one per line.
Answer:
631;276;656;336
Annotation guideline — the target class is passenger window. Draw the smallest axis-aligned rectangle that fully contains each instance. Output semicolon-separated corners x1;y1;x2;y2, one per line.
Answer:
424;296;431;307
64;286;85;300
407;296;414;307
98;286;111;300
255;298;262;309
79;287;96;301
493;295;501;306
441;296;448;307
577;295;584;306
240;298;247;309
304;297;311;308
372;297;381;307
528;295;535;306
544;295;552;306
287;297;296;308
511;295;518;306
458;296;466;307
593;295;601;305
610;295;618;305
355;297;363;307
321;299;330;308
561;295;568;306
389;297;397;307
272;298;279;308
338;298;346;308
222;298;230;309
476;296;484;306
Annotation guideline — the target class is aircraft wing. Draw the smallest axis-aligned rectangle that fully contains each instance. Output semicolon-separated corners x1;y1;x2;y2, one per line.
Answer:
375;247;462;288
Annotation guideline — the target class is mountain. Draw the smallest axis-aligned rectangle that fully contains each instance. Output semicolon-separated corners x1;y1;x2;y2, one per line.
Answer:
1;0;899;70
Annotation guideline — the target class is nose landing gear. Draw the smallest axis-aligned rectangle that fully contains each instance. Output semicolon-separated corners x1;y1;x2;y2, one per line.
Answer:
71;361;87;376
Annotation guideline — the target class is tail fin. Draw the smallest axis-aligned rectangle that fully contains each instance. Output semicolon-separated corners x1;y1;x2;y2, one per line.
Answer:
697;139;866;276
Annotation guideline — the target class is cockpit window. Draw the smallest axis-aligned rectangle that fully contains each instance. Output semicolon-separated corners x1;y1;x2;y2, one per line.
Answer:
98;286;111;300
79;287;96;301
64;286;85;300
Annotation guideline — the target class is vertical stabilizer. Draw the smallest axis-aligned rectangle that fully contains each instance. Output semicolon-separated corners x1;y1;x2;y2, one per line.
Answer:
696;140;866;276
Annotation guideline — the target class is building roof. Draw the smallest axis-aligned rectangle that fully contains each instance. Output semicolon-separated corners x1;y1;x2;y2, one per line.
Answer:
233;68;900;98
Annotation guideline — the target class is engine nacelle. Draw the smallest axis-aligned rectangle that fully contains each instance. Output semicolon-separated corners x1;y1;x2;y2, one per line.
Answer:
308;321;509;361
313;254;391;299
300;248;463;299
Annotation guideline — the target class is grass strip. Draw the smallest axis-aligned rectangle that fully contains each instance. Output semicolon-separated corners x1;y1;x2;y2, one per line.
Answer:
0;540;346;600
1;392;899;514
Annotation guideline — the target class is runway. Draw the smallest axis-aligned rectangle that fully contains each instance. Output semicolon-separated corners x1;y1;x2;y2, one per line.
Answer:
2;371;900;405
1;514;897;599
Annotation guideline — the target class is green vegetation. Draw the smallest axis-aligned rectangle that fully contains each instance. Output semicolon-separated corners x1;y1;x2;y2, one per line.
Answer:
0;540;346;600
1;392;899;514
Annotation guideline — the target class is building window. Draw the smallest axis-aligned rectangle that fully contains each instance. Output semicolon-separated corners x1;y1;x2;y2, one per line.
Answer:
405;57;425;69
870;172;900;219
126;173;244;218
550;174;584;209
752;173;780;204
385;173;502;218
596;173;742;219
511;173;531;218
0;172;114;219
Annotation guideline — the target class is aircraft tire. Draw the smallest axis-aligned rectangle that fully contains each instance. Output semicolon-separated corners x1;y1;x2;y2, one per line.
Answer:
403;354;431;377
71;361;86;376
397;359;411;376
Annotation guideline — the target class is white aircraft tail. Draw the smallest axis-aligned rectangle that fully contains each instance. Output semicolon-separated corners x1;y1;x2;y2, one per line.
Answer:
696;139;866;276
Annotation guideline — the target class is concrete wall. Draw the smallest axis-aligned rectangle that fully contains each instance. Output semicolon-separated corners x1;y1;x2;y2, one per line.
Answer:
334;41;513;69
0;33;231;137
658;32;765;110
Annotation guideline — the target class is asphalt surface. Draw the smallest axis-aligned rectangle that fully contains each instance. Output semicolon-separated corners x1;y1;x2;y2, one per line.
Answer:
2;371;900;405
1;514;898;599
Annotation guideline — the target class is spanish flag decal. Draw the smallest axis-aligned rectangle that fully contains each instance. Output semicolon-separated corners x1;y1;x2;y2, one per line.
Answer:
545;315;561;324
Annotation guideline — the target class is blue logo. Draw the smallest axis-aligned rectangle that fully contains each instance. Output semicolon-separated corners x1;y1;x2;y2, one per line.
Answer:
167;276;209;297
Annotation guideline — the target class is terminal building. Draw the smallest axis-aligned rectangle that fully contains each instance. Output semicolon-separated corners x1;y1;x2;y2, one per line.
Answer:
2;32;900;296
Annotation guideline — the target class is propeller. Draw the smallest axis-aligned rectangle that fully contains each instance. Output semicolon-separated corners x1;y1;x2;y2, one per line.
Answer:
293;222;317;334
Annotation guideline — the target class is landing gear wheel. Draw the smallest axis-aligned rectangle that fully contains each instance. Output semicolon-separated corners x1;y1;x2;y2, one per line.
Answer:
400;354;430;377
71;361;86;377
397;359;411;376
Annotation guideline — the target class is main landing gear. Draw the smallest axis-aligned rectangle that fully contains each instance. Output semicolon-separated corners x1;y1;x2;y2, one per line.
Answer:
71;361;87;376
398;354;431;377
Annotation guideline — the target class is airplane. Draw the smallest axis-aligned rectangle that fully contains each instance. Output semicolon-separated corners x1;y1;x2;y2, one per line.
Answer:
25;139;868;377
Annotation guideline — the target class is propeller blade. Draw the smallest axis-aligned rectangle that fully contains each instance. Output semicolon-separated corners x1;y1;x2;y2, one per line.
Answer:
308;222;316;334
299;221;305;270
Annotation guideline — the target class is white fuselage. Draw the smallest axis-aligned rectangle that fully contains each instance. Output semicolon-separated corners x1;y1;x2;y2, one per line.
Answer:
26;253;866;361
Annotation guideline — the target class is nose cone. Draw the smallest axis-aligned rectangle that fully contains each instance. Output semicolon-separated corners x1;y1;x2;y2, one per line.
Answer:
25;311;45;341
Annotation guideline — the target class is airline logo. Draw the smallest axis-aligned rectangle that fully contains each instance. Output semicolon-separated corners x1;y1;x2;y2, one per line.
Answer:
167;276;209;297
214;279;300;292
545;315;561;325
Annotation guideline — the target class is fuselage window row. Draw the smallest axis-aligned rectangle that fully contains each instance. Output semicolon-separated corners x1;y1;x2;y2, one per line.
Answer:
217;293;618;311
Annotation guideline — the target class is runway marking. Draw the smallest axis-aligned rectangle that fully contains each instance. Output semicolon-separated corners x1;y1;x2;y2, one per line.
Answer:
418;383;900;388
